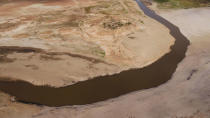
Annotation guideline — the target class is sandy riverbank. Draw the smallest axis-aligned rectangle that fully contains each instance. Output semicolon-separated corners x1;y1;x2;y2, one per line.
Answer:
0;0;174;87
31;7;210;118
1;2;210;118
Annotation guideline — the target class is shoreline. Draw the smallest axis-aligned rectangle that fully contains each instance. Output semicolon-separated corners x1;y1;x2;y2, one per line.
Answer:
0;0;175;87
0;0;189;106
0;1;210;118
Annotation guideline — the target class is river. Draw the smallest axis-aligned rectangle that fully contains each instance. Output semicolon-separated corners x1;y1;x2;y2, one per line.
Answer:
0;0;190;107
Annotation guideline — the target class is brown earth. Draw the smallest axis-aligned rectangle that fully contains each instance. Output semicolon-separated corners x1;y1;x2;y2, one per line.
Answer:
1;4;209;118
0;0;174;87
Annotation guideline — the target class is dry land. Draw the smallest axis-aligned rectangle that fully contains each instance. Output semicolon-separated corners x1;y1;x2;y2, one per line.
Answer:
0;0;174;87
154;0;210;9
0;0;210;118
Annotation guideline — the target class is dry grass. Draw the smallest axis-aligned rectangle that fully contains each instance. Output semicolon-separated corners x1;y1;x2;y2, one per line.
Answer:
0;22;20;32
155;0;210;8
103;19;131;30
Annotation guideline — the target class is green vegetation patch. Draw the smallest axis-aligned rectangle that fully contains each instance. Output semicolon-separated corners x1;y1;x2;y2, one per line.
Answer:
84;1;127;15
91;47;106;58
154;0;210;8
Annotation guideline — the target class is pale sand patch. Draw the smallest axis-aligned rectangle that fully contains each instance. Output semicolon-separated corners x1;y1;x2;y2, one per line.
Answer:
122;16;173;67
158;7;210;39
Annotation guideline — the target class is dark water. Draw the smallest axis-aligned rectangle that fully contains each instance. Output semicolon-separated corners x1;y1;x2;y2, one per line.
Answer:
0;0;190;107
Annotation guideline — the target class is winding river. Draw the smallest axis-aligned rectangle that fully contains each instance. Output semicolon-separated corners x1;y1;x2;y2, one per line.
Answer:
0;0;190;107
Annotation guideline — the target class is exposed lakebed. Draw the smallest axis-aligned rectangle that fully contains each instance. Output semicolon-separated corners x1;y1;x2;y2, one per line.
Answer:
0;0;189;107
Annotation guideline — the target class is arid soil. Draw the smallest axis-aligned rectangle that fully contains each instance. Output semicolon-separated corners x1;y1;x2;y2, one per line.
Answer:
1;1;209;118
1;5;209;118
0;0;174;87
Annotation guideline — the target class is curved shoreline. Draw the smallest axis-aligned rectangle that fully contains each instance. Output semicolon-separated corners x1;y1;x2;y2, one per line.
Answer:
0;0;190;107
